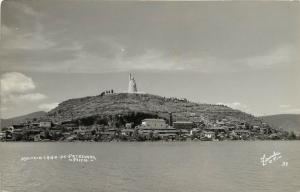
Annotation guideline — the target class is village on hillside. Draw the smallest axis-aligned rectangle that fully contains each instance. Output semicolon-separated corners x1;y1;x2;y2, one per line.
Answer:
0;113;298;142
1;74;298;142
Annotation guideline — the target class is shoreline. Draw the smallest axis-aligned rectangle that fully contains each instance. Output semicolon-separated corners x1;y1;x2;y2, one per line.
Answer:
1;139;299;143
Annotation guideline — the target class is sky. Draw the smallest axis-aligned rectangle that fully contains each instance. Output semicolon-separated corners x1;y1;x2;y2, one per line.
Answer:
0;0;300;118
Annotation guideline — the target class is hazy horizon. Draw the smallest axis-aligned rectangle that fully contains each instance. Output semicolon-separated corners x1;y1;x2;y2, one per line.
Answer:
1;1;300;118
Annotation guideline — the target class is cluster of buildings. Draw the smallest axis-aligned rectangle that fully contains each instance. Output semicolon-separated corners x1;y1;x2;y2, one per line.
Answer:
126;115;275;141
0;120;53;142
0;112;277;142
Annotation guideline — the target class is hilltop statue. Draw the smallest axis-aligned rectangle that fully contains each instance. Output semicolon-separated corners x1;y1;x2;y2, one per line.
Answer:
128;73;138;93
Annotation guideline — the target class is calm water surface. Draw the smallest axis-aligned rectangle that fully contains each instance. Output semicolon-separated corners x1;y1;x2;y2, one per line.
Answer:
0;141;300;192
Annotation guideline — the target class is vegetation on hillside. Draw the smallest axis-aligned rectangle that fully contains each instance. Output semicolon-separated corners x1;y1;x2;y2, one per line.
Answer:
47;93;262;126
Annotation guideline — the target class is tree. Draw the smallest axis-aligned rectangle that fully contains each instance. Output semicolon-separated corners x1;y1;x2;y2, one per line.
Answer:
149;130;154;141
288;131;297;140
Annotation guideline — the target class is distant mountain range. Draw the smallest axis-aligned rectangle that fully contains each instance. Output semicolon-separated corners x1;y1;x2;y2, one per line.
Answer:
1;111;47;128
260;114;300;133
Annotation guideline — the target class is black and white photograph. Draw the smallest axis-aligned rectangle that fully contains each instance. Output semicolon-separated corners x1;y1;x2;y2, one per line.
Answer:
0;0;300;191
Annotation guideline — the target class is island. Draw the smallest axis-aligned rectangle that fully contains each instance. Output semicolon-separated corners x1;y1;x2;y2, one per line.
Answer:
1;74;298;142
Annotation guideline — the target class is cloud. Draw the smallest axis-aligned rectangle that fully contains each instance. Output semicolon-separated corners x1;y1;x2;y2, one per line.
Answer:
217;102;251;113
1;23;55;51
279;104;291;108
3;44;293;74
17;2;40;17
242;45;297;69
1;93;47;106
2;0;41;25
3;33;56;50
38;102;59;111
3;0;40;17
1;21;297;75
0;1;54;52
24;46;236;74
0;72;35;93
1;0;299;74
1;24;14;38
0;72;50;118
284;108;300;114
278;104;300;114
116;49;178;71
0;72;46;104
19;93;47;101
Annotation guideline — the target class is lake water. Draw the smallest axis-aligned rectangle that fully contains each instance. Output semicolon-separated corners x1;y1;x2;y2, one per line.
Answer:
0;141;300;192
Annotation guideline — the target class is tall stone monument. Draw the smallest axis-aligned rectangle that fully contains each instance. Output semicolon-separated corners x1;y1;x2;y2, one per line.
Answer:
128;73;138;93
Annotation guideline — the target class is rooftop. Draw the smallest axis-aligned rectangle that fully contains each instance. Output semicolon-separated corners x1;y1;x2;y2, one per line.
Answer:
173;121;193;124
143;119;165;122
